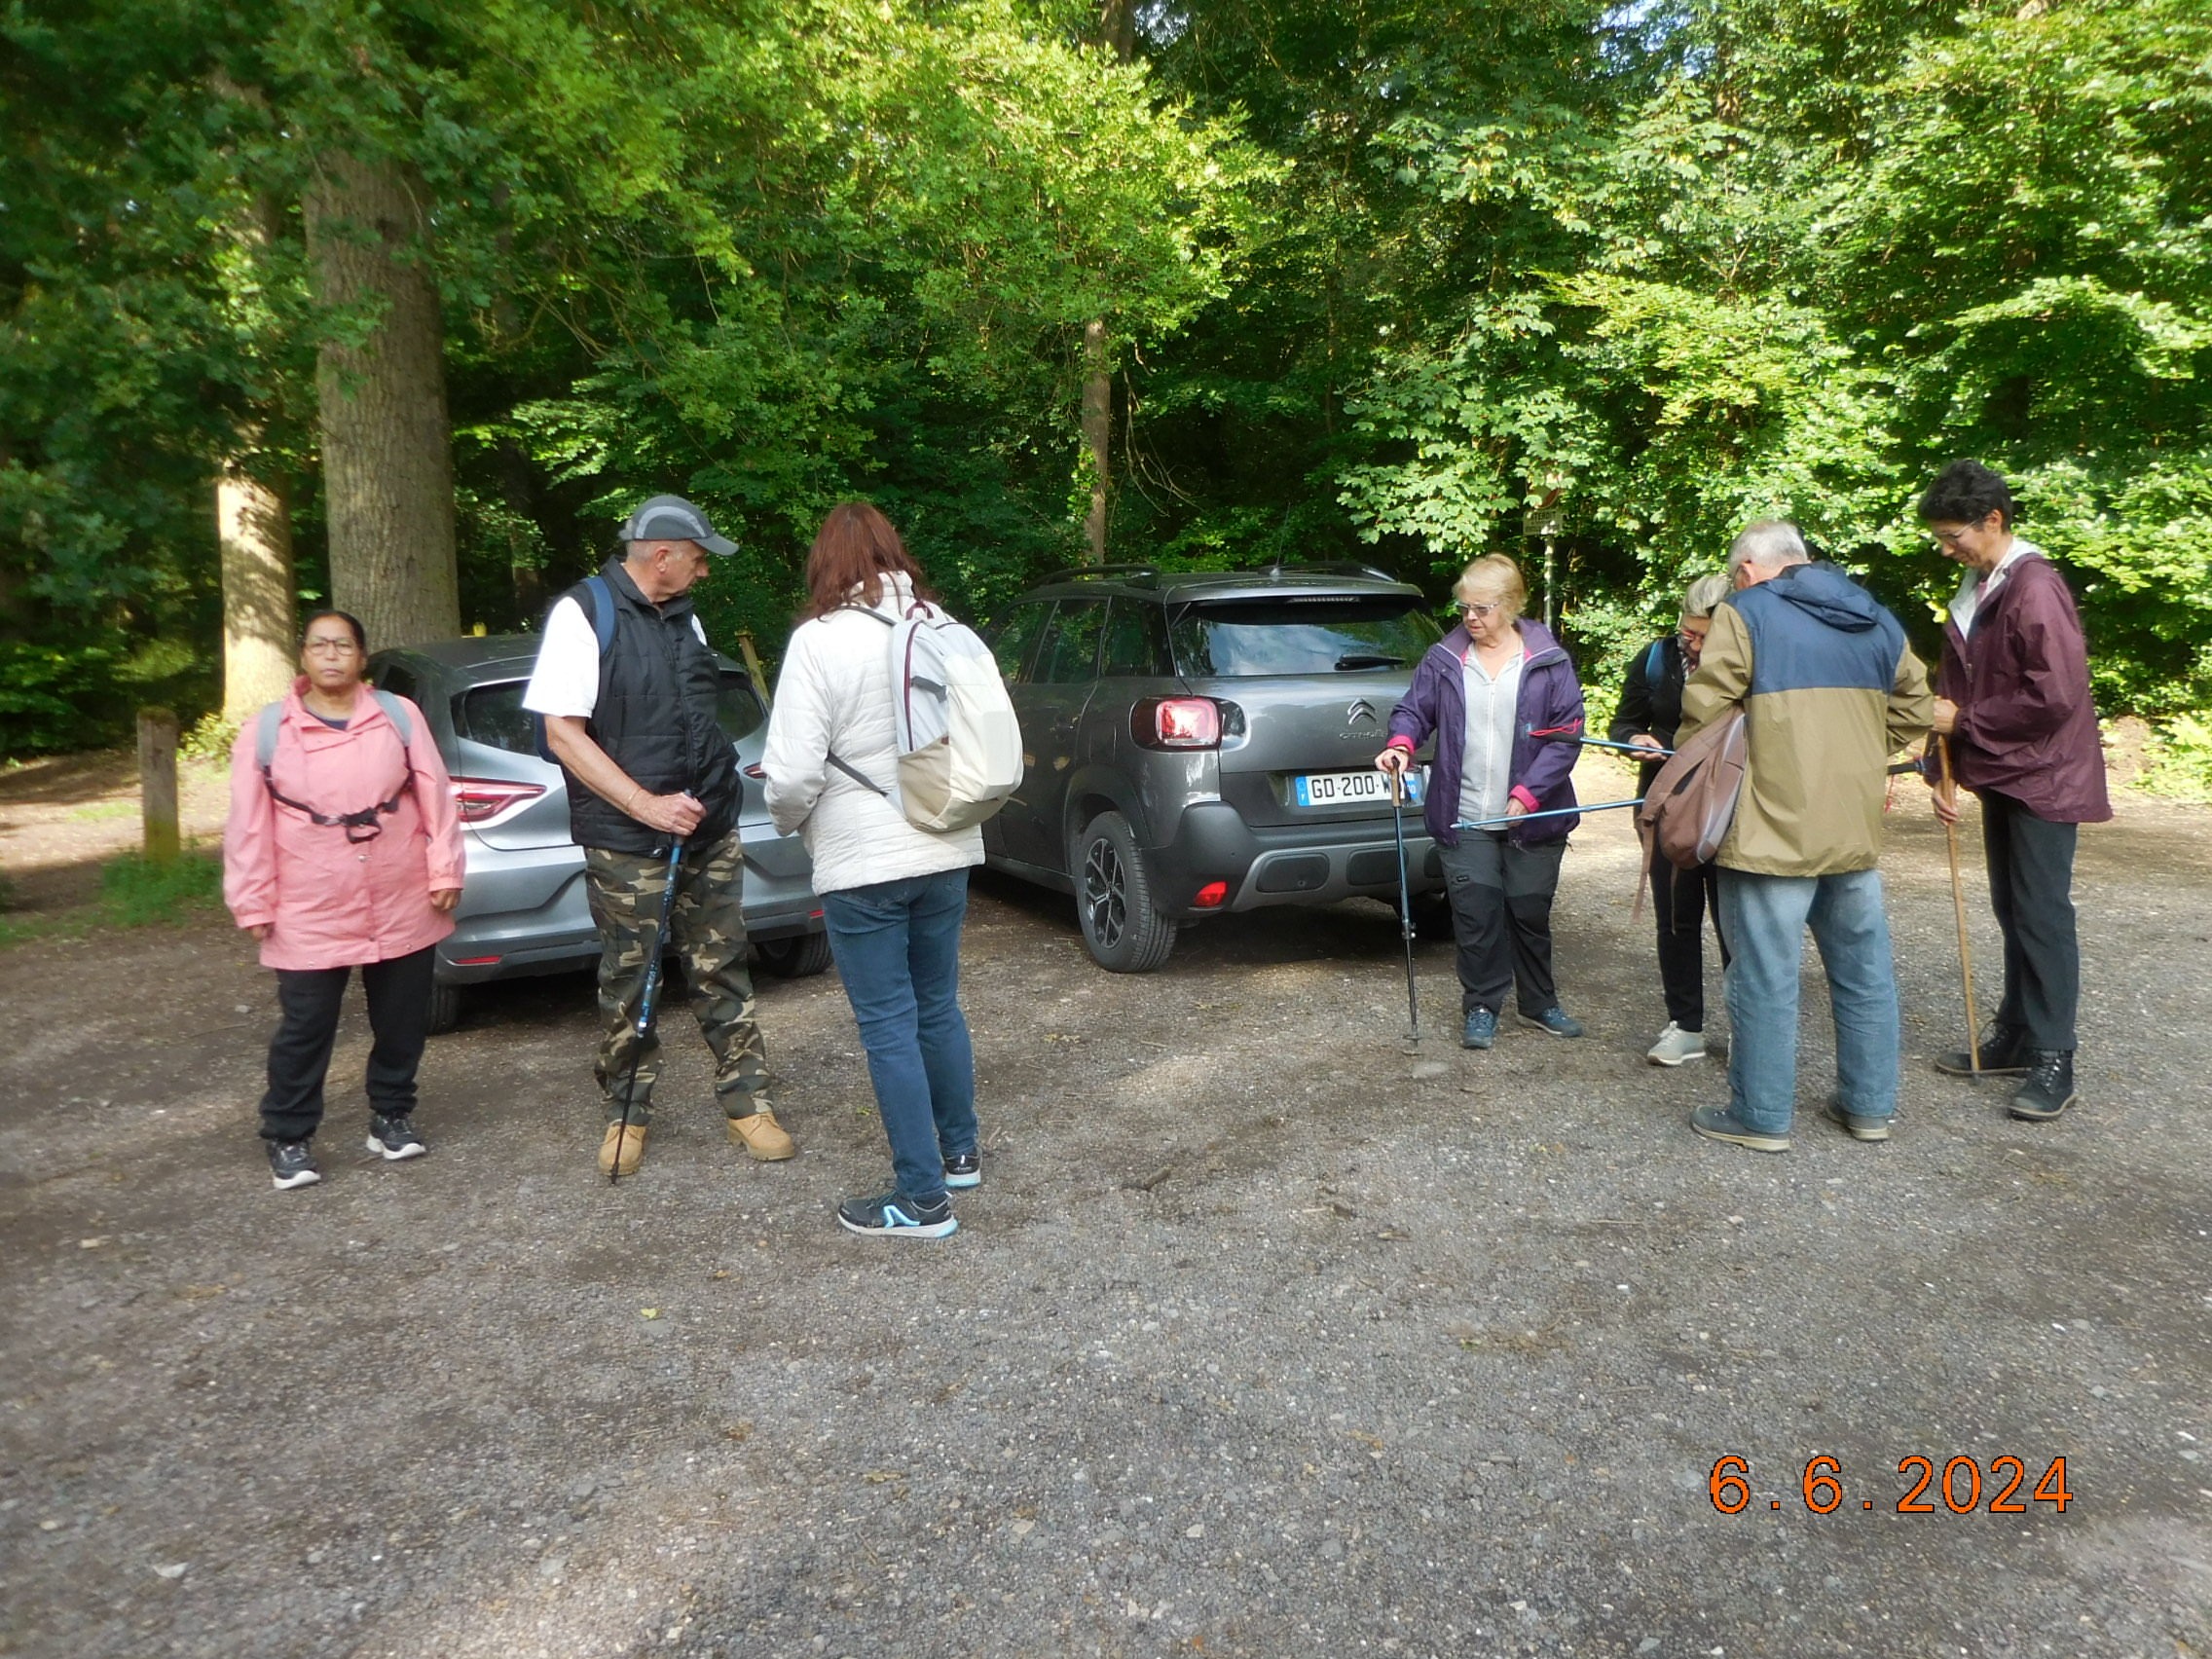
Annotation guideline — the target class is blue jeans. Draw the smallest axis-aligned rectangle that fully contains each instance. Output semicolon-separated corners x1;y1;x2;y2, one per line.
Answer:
1717;866;1900;1134
820;868;978;1202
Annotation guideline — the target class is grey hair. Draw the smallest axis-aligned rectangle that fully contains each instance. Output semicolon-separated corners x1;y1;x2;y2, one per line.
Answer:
1726;520;1809;575
1679;572;1732;618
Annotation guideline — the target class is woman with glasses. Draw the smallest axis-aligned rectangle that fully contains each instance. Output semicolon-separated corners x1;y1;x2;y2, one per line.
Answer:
1609;572;1734;1065
1377;555;1588;1051
223;609;464;1190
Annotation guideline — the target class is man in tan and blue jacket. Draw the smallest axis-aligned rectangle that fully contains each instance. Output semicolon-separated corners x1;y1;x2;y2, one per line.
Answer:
1677;521;1934;1153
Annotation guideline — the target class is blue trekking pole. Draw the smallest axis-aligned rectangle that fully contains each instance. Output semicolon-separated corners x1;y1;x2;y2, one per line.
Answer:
608;834;685;1186
1455;797;1644;832
1389;768;1419;1045
1559;735;1674;758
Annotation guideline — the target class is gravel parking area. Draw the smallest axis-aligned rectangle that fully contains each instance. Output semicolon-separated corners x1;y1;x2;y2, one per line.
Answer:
2;760;2208;1658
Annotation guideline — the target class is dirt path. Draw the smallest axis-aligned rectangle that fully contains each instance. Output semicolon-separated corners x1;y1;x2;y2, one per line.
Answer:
2;757;2207;1659
0;750;231;913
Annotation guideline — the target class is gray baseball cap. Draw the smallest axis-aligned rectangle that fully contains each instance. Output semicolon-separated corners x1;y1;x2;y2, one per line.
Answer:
619;494;738;557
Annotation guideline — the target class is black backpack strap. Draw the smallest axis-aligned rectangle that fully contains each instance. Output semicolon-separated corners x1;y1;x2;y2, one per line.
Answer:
258;700;415;843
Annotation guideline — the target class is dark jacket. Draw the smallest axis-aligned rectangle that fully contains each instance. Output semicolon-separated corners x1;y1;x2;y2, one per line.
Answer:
1384;617;1585;849
562;559;741;856
1680;562;1932;876
1609;635;1687;794
1938;552;2111;825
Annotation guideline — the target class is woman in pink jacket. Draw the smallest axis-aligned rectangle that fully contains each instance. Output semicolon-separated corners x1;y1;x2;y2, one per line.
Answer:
224;609;465;1190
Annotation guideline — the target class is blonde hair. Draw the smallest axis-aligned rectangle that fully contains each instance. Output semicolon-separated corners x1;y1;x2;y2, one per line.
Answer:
1680;572;1731;619
1455;554;1528;621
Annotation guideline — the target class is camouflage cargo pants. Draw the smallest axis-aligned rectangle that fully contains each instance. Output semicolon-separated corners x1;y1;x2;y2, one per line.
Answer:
582;830;771;1125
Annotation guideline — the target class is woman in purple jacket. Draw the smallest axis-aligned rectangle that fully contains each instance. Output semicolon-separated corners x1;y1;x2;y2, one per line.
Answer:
1921;461;2111;1122
1377;555;1588;1051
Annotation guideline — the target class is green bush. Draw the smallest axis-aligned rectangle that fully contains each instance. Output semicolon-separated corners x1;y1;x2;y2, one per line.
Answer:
2138;715;2212;804
96;850;225;928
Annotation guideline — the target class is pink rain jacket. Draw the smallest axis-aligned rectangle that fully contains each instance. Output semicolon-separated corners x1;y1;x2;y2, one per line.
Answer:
224;679;465;972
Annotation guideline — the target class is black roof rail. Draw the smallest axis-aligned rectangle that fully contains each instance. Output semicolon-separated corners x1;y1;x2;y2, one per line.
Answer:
1033;563;1161;585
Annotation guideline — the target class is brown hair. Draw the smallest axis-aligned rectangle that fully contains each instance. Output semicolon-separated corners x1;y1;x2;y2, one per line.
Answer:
800;502;936;620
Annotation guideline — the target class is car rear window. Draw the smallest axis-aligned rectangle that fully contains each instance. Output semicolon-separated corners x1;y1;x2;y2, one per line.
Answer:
455;682;537;754
455;676;765;755
1168;596;1442;677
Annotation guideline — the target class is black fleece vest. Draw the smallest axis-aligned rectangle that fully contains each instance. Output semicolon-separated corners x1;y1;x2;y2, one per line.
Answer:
562;560;739;856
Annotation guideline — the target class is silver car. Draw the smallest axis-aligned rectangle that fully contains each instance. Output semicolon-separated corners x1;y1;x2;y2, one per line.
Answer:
367;636;830;1031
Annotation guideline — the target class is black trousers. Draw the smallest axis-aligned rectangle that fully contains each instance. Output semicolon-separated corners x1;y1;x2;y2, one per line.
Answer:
258;946;436;1143
1438;831;1566;1016
1981;789;2081;1051
1650;841;1729;1031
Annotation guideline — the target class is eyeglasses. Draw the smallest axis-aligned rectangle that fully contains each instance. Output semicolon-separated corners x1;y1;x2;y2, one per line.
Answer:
1676;631;1705;653
1930;528;1973;547
303;637;360;655
1458;601;1501;620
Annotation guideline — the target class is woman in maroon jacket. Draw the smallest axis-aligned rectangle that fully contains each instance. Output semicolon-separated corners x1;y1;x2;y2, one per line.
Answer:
1920;461;2111;1122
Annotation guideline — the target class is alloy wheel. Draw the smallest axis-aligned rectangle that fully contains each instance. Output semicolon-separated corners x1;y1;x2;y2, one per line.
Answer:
1082;835;1126;948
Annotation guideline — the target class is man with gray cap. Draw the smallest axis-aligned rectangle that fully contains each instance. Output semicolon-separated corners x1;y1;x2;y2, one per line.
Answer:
524;495;793;1176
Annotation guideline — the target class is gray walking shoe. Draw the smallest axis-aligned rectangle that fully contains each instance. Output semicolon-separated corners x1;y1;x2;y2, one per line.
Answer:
1646;1022;1707;1066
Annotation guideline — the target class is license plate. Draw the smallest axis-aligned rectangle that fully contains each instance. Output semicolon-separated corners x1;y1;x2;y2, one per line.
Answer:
1293;768;1423;808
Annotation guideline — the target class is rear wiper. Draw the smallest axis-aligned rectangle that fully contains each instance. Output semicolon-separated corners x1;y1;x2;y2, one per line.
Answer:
1335;653;1404;670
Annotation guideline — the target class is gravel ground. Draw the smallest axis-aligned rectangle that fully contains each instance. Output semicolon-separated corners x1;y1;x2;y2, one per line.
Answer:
2;758;2208;1659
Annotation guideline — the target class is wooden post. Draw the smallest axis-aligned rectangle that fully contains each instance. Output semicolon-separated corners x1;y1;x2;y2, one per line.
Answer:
138;707;181;864
734;630;771;705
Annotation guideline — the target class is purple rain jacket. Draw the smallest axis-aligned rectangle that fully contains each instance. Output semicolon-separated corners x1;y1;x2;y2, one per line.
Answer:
1936;552;2112;826
1384;617;1586;849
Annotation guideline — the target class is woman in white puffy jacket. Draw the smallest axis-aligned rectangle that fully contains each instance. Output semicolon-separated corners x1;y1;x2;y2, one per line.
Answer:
762;503;984;1239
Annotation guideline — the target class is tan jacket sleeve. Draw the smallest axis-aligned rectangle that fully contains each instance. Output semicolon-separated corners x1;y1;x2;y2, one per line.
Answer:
1887;639;1935;756
1677;602;1751;744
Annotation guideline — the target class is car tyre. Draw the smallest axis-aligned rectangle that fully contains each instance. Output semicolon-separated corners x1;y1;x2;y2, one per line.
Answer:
756;931;834;978
427;979;462;1036
1072;811;1178;973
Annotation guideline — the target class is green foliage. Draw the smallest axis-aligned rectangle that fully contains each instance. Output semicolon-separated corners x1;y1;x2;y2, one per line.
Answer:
180;713;241;764
0;641;123;754
4;0;2209;754
2139;716;2212;804
96;850;226;928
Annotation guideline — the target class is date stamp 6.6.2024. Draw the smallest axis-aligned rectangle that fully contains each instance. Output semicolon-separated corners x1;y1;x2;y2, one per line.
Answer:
1708;1455;2074;1515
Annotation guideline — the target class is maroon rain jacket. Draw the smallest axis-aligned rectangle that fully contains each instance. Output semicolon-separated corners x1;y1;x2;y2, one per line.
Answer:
1938;552;2111;825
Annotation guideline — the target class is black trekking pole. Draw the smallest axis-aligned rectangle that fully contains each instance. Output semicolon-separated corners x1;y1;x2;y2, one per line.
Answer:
608;834;685;1186
1389;767;1419;1045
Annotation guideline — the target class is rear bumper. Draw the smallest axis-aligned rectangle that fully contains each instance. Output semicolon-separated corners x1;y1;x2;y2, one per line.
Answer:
433;826;824;986
1141;801;1445;918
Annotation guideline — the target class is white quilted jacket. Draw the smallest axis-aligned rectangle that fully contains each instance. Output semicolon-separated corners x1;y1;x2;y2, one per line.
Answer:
761;574;985;895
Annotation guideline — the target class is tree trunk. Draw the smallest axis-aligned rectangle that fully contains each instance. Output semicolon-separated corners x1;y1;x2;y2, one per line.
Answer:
303;154;461;649
1080;0;1136;565
217;460;298;721
1081;318;1111;564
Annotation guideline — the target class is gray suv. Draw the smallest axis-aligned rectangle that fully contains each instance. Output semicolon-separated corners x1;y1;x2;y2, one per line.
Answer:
983;565;1446;971
367;636;830;1031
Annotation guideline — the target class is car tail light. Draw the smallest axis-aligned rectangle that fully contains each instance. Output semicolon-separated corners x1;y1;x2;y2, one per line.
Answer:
1193;880;1228;908
452;955;502;967
450;777;547;826
1132;696;1221;750
743;763;765;780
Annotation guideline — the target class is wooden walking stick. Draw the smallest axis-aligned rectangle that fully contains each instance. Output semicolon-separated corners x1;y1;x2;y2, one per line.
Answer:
1934;735;1981;1084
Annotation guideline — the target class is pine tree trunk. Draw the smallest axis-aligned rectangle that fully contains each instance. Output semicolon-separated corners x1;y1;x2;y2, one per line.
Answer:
217;461;298;721
303;154;461;649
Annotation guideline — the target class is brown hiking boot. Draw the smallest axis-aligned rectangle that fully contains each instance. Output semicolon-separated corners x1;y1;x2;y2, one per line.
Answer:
598;1121;647;1176
727;1107;796;1161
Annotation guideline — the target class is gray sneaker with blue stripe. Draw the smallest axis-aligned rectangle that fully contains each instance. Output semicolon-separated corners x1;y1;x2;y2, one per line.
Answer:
837;1190;958;1239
